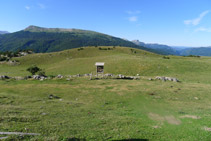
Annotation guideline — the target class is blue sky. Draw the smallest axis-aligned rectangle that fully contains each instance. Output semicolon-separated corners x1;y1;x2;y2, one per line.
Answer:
1;0;211;47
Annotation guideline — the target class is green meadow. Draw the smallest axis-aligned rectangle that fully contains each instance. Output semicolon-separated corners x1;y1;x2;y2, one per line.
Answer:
0;47;211;140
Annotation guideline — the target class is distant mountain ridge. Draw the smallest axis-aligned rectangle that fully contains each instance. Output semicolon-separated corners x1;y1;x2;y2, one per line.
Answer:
0;25;153;53
0;31;9;35
1;25;211;56
132;40;180;55
132;40;211;56
25;25;84;33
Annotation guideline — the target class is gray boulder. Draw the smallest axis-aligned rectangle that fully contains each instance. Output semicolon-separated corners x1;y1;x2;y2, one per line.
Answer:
57;74;63;79
0;75;10;80
32;75;47;80
156;76;179;82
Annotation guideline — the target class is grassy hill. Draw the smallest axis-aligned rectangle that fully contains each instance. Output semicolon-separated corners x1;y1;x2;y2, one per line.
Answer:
1;46;211;83
0;47;211;140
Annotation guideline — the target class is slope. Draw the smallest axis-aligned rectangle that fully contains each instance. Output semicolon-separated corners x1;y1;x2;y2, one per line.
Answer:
0;46;210;84
0;26;152;53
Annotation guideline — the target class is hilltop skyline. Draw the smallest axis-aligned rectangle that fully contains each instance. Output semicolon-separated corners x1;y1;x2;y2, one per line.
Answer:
1;0;211;47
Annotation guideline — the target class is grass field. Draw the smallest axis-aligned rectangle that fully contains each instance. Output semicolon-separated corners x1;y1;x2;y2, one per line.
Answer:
0;47;211;140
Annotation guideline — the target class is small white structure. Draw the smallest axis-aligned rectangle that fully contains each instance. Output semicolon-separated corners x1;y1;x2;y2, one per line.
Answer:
95;62;104;74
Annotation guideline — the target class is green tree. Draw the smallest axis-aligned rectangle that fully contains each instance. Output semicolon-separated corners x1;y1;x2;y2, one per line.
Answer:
26;65;41;75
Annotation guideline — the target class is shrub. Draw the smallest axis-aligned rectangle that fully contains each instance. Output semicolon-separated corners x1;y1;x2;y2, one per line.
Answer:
37;70;46;76
185;55;200;58
26;65;41;75
163;56;170;59
77;47;84;51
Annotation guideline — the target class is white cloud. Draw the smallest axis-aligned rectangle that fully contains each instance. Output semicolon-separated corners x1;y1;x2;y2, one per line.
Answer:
126;10;141;14
25;6;30;10
128;16;138;22
38;3;46;9
195;27;211;32
184;10;209;26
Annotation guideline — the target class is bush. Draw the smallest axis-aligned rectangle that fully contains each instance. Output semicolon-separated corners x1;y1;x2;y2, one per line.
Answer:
77;47;84;51
37;70;46;76
185;55;200;58
163;56;170;59
26;65;41;75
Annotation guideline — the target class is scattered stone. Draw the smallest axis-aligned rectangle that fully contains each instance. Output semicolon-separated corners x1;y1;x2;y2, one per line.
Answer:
48;94;60;99
104;73;113;77
14;76;24;80
0;75;10;80
117;74;140;80
24;75;32;80
156;76;180;82
66;78;71;81
148;78;153;81
84;73;91;77
57;74;63;79
194;97;199;100
41;113;47;116
172;78;179;82
7;60;18;65
32;75;47;80
118;74;125;79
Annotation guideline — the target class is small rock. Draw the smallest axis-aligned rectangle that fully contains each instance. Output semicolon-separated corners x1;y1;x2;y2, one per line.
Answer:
48;94;60;99
66;78;71;81
41;113;47;115
14;76;24;80
57;74;63;79
0;75;10;80
194;97;199;100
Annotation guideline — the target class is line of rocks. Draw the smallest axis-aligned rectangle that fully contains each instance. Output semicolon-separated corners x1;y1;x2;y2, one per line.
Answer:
0;73;140;81
0;74;179;82
155;76;179;82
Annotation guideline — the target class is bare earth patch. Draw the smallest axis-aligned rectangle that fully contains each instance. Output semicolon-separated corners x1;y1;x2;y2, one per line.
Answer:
148;113;181;125
165;116;181;125
180;115;201;119
204;127;211;131
148;113;164;122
